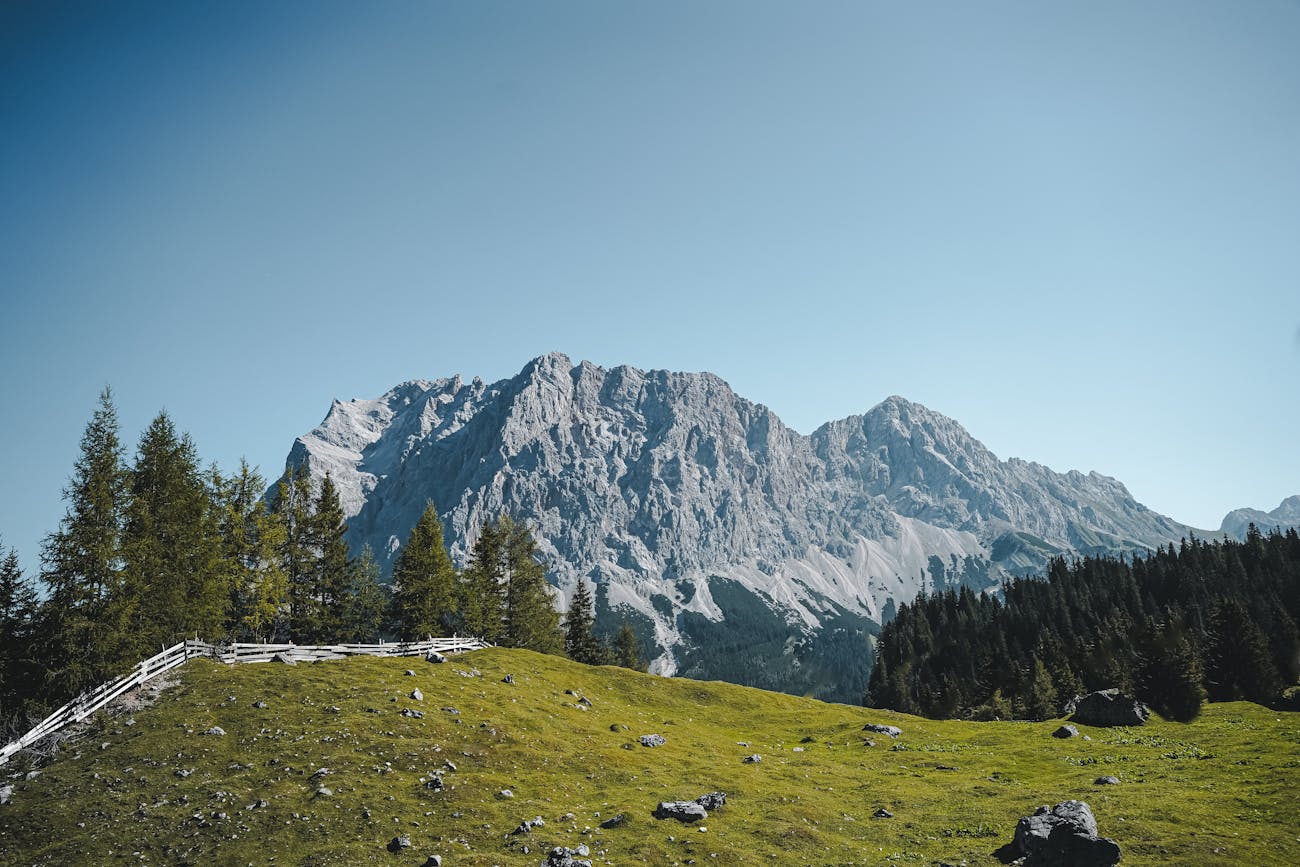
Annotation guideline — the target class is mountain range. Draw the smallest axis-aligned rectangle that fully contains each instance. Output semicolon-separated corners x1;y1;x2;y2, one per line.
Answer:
278;353;1294;702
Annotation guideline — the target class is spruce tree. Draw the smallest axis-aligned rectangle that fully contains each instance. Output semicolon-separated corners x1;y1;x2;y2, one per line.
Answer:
460;521;505;642
564;578;606;664
1206;600;1281;703
392;502;458;640
0;544;40;718
273;464;317;643
120;413;226;655
215;460;287;642
342;545;388;643
39;387;129;699
613;621;643;671
500;517;563;654
307;473;352;643
1019;657;1059;720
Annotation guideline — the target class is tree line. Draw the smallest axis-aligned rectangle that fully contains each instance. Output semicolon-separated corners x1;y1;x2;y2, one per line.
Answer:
866;527;1300;722
0;389;642;732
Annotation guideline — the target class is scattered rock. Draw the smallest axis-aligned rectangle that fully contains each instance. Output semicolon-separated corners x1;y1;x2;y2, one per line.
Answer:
543;846;594;867
401;708;426;719
421;857;442;867
387;835;412;852
175;769;194;778
1067;689;1150;727
599;813;626;829
253;701;268;709
578;697;592;707
427;651;447;664
873;808;893;819
1053;724;1080;739
863;723;903;738
314;787;333;798
1010;800;1121;866
309;768;333;779
1094;776;1121;786
610;723;628;732
405;669;417;676
0;785;12;805
442;707;460;715
695;792;726;811
202;726;226;737
639;734;666;748
503;674;515;684
497;789;515;800
800;736;815;743
863;739;877;747
410;688;424;701
742;754;762;764
653;801;708;823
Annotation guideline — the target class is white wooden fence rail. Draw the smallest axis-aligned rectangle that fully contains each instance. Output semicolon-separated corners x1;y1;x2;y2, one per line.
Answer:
0;636;489;765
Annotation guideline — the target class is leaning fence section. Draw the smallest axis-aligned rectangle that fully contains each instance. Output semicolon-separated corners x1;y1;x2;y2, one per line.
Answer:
0;635;490;765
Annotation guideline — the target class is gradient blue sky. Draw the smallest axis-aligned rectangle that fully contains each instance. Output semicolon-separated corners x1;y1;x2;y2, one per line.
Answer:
2;1;1298;575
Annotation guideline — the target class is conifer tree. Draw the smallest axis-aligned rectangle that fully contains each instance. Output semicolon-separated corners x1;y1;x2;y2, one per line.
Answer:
307;473;352;642
120;412;226;655
342;546;388;643
1206;599;1281;703
460;521;506;642
1138;632;1206;722
613;621;643;671
0;544;40;717
1019;657;1059;721
564;578;606;664
273;464;317;642
392;502;458;640
39;387;129;699
500;517;563;654
215;460;287;642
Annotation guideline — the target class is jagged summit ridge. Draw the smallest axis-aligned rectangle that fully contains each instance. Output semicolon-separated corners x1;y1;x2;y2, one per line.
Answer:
1219;495;1300;539
282;353;1198;688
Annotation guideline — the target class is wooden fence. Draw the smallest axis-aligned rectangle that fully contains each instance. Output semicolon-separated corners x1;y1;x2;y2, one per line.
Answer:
0;636;489;766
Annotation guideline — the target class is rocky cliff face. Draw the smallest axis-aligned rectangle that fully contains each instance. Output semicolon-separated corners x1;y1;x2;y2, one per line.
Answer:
280;352;1199;701
1219;496;1300;539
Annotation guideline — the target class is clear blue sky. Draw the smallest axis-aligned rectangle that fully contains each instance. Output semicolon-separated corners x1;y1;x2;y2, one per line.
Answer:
2;1;1298;576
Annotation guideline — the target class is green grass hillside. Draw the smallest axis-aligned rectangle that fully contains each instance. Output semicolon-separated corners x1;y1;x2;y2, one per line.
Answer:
2;649;1297;865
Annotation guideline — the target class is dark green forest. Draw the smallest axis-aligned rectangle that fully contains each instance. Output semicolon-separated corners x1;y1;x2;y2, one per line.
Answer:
867;528;1300;721
0;390;638;736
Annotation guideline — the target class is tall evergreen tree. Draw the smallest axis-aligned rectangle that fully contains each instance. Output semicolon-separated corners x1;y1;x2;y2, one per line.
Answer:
500;517;563;654
342;545;388;643
460;521;506;642
273;464;317;643
39;387;129;699
564;578;606;664
305;473;351;643
215;460;288;642
1206;599;1281;703
120;412;226;655
1018;657;1059;721
0;544;40;719
391;502;458;640
613;621;643;671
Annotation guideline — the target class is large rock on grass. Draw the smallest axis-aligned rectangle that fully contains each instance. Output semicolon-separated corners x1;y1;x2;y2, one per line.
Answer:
1067;689;1149;727
1012;800;1120;866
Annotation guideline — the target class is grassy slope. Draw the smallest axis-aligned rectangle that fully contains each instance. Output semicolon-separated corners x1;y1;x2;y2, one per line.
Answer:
1;649;1297;866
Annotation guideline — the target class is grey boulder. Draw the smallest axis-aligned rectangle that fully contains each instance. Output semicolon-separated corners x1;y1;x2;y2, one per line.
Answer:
639;734;666;748
1067;689;1149;727
653;801;708;823
1012;800;1121;866
863;723;903;738
1053;724;1079;738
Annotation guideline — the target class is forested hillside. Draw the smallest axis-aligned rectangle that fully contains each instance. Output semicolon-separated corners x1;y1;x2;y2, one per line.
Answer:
867;529;1300;721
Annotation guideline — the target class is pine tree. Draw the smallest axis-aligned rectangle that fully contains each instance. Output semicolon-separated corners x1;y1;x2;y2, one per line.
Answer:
273;464;317;643
500;517;563;654
342;545;388;643
1019;657;1059;721
1139;633;1206;722
215;460;287;642
613;621;643;671
564;579;607;664
460;521;505;642
0;544;40;718
391;502;458;640
1206;600;1281;703
307;474;352;643
119;412;226;656
39;387;129;699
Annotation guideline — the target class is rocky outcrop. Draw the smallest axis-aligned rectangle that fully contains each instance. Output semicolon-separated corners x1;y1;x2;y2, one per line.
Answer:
281;353;1201;695
653;801;708;823
1067;690;1150;727
1011;801;1121;866
1220;495;1300;539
